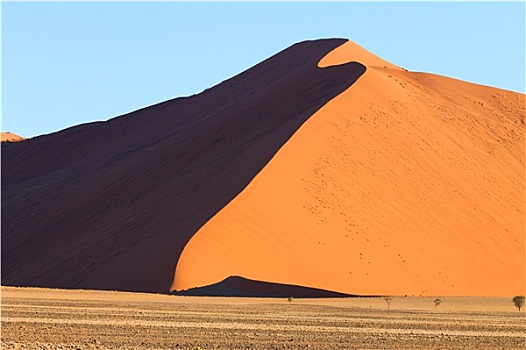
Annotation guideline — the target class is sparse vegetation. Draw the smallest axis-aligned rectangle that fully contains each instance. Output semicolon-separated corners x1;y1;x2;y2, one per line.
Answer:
384;297;392;309
434;298;442;309
3;288;525;349
512;296;525;311
287;296;293;303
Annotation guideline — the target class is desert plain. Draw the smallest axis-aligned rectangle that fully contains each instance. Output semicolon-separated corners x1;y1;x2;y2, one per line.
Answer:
1;286;524;350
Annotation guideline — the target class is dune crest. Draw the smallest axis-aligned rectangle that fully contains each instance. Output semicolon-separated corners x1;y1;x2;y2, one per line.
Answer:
173;42;524;296
318;40;401;70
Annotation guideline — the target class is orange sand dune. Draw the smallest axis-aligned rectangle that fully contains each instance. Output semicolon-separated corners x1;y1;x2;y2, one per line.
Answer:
1;132;25;142
173;40;525;296
3;39;523;296
2;39;364;293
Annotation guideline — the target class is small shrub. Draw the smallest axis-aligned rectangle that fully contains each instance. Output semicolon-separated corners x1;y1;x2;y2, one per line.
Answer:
287;297;293;303
512;296;525;311
434;298;442;309
384;297;392;309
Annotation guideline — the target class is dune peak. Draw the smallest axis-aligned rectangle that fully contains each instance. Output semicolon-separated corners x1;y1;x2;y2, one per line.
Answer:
318;39;402;70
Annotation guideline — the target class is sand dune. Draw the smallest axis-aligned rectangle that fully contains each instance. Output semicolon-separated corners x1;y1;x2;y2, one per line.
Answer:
2;39;364;293
173;40;525;296
1;132;25;142
2;39;524;296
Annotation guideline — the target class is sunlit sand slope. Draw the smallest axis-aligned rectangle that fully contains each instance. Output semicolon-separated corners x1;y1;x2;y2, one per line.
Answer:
174;40;525;296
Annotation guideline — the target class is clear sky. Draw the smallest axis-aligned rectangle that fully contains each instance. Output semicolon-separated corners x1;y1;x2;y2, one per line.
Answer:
2;1;525;138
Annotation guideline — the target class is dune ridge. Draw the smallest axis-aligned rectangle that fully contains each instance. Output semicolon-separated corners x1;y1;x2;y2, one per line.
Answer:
318;40;401;70
173;40;525;296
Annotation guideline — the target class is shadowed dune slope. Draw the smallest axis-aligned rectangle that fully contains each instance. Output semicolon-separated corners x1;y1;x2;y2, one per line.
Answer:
173;276;352;298
1;39;365;293
173;40;525;296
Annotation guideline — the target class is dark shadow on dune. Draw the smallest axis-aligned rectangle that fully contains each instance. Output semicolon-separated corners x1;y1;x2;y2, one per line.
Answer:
173;276;353;298
2;39;365;294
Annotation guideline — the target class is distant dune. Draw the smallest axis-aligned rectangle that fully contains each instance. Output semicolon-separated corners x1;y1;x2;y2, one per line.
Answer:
1;132;25;142
2;39;524;296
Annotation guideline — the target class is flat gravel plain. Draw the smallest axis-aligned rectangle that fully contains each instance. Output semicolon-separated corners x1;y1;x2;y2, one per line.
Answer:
2;287;525;349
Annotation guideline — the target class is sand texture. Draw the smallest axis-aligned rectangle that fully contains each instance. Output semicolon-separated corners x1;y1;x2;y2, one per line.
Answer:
2;287;525;350
2;39;524;297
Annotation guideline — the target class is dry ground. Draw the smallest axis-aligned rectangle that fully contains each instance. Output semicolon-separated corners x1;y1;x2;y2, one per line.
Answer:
1;287;524;349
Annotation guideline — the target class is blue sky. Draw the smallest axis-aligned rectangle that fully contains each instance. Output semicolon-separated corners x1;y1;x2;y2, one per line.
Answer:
3;2;525;138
